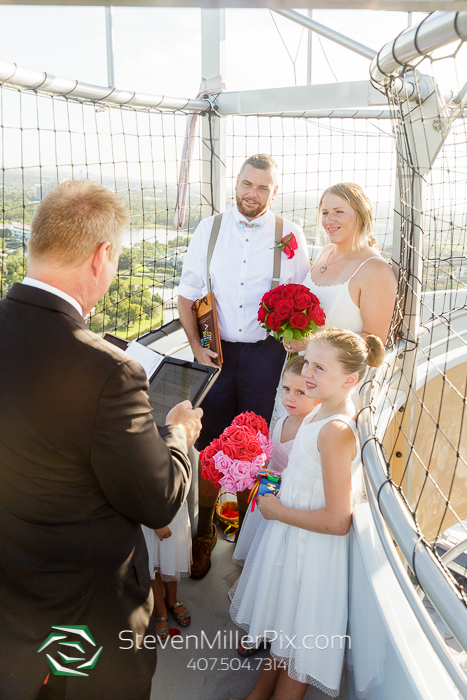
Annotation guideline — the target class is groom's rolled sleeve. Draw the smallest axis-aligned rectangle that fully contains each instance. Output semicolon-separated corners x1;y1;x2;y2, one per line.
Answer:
178;218;210;301
90;358;191;529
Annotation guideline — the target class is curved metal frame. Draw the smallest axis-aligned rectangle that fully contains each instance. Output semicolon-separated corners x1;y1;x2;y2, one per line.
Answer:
371;11;467;86
0;59;210;112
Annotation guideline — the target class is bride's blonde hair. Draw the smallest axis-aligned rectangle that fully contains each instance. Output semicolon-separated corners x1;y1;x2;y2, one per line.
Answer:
311;327;384;381
318;182;377;251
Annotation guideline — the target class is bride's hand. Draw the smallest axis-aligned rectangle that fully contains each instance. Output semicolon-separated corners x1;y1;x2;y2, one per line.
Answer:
283;337;308;353
257;494;283;521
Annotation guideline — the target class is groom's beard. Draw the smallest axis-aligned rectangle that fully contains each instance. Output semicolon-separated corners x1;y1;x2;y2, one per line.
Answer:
236;195;268;221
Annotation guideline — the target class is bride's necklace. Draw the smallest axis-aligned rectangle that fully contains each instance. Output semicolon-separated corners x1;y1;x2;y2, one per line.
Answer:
320;248;356;273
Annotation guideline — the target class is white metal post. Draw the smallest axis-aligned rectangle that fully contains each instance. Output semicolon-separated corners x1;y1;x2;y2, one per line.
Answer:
105;6;115;88
274;8;376;61
201;9;226;220
306;9;313;85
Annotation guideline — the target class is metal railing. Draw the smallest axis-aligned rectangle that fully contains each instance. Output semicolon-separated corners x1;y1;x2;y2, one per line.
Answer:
0;60;210;112
358;361;467;694
371;10;467;86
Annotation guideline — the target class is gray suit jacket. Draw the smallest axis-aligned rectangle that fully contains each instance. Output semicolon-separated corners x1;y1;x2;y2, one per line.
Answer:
0;283;191;700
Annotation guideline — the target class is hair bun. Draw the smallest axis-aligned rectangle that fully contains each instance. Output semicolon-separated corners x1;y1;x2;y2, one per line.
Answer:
365;335;385;367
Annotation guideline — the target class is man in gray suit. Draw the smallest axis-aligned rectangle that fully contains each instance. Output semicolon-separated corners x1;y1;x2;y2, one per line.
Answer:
0;180;202;700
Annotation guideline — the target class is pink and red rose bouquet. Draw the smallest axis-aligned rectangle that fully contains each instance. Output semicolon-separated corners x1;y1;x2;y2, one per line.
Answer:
257;283;326;344
200;412;273;493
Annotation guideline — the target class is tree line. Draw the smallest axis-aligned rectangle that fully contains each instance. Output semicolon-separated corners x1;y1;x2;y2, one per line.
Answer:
1;243;166;339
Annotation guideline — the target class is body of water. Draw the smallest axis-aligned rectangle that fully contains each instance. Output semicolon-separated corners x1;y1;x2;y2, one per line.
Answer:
122;228;186;247
153;286;179;302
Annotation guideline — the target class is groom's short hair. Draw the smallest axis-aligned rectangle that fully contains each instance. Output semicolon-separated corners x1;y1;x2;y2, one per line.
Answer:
239;154;278;185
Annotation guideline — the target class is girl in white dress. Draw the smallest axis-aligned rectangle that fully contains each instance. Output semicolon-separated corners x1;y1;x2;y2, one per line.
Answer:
142;501;192;641
233;356;317;568
230;328;384;700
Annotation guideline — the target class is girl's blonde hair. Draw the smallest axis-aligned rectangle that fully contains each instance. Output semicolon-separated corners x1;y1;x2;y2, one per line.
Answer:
283;355;307;377
311;327;384;381
318;182;376;251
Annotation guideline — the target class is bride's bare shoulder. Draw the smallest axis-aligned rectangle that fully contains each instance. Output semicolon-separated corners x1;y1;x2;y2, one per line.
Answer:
358;254;397;289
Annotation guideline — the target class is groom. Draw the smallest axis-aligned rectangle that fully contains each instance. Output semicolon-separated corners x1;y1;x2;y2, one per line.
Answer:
178;154;310;578
0;180;202;700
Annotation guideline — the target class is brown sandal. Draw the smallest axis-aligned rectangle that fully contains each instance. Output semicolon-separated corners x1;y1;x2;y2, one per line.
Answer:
237;635;268;657
166;601;191;627
154;616;169;642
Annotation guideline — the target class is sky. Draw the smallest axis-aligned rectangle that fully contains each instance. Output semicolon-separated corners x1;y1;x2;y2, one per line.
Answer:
0;5;464;238
0;7;433;98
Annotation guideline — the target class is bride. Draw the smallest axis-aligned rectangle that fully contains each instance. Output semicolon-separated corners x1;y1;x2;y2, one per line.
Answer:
271;182;397;421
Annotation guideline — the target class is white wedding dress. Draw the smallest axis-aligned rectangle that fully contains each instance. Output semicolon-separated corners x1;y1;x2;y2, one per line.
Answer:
230;406;362;697
270;257;375;424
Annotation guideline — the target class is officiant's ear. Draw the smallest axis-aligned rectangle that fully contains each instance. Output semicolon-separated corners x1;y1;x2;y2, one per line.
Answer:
91;241;118;285
91;241;112;278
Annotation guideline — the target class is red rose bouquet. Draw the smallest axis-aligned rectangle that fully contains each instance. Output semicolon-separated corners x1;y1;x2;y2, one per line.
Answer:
199;412;273;493
258;283;326;344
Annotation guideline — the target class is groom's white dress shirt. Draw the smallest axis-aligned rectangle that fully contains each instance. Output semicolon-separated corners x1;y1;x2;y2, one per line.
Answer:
178;205;310;343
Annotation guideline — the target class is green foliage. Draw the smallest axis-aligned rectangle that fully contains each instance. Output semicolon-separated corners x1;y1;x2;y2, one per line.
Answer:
283;329;293;345
88;277;163;336
2;190;37;224
0;194;174;333
118;246;137;272
0;249;26;290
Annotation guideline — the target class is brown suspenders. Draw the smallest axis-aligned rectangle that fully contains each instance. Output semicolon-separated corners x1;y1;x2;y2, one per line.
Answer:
207;213;283;292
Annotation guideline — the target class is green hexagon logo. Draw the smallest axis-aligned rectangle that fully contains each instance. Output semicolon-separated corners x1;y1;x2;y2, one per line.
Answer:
37;625;103;677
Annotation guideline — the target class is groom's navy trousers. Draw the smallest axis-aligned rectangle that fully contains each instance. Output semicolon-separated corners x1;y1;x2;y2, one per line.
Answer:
196;334;286;451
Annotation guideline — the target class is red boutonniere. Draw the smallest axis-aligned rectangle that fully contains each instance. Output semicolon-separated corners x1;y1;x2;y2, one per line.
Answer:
271;233;298;259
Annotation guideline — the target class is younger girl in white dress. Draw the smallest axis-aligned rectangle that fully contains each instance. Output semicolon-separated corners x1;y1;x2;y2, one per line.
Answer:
230;328;384;700
233;356;317;567
142;500;192;640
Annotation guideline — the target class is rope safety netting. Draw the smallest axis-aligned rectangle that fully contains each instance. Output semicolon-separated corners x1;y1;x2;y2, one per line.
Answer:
372;34;467;621
0;84;205;339
225;114;395;256
0;82;396;337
